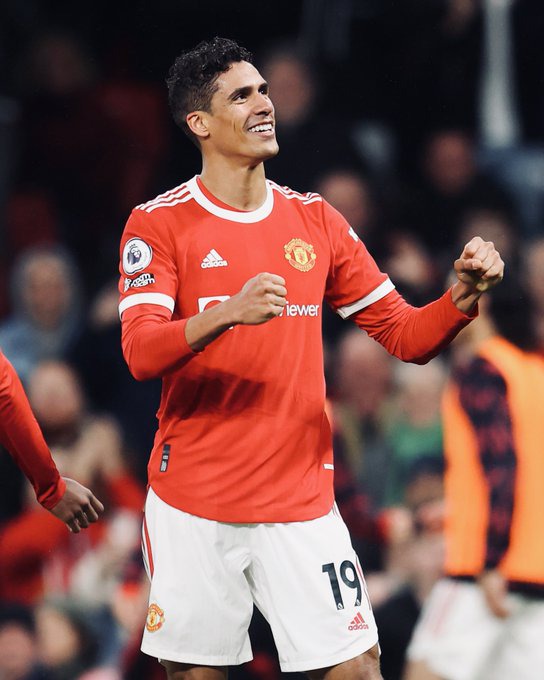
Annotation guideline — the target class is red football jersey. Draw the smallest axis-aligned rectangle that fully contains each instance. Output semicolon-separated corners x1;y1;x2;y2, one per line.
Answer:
118;176;393;522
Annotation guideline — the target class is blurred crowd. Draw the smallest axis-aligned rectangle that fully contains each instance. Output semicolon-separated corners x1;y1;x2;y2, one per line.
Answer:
0;1;543;679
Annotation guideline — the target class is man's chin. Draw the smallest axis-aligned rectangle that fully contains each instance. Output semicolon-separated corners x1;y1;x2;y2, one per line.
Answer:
259;141;280;162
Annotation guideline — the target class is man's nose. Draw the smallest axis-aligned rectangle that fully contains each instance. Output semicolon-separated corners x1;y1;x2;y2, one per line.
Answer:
254;93;273;115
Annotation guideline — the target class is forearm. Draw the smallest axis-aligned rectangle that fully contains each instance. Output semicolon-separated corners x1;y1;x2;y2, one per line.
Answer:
122;276;285;378
121;301;238;380
352;288;476;364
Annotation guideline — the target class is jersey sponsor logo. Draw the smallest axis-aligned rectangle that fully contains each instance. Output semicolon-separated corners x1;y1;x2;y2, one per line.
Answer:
201;248;228;268
123;238;153;275
348;612;369;631
146;603;165;632
197;295;319;319
279;301;320;317
123;272;156;292
198;295;233;329
198;295;231;313
284;238;317;272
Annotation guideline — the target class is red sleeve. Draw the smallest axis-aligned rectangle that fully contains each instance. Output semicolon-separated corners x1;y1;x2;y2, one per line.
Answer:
352;287;477;364
323;200;394;315
121;304;197;380
0;351;66;509
119;209;198;380
118;208;179;320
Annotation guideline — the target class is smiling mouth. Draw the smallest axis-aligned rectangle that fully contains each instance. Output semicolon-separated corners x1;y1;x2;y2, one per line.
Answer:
247;122;274;134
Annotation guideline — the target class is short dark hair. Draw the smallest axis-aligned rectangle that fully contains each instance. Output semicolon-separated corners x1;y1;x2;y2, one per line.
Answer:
166;37;253;144
489;274;537;351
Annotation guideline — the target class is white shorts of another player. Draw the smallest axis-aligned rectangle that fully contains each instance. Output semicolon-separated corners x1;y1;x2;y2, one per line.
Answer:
407;577;544;680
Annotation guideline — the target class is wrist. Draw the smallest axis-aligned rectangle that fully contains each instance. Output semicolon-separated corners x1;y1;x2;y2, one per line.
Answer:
220;295;241;327
451;281;482;314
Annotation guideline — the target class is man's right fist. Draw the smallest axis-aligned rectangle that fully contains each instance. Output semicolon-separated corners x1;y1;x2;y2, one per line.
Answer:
230;272;287;325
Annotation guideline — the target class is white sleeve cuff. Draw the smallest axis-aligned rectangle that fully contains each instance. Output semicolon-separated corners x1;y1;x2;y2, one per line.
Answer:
336;278;395;319
119;292;175;318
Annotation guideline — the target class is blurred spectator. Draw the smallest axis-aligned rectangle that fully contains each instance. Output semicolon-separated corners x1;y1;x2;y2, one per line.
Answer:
522;236;544;351
0;360;144;605
382;233;440;306
0;602;51;680
476;0;544;236
34;598;106;680
405;278;544;680
316;168;379;243
0;246;83;385
456;207;521;272
377;0;544;234
12;28;169;295
69;280;161;482
316;168;387;345
401;129;516;260
384;359;447;506
373;460;446;680
259;43;365;191
330;328;395;513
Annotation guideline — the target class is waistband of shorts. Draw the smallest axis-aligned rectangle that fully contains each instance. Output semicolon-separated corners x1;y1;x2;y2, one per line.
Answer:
446;574;544;599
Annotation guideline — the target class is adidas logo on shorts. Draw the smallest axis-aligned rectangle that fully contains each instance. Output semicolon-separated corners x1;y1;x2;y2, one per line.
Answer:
348;612;369;631
201;249;228;268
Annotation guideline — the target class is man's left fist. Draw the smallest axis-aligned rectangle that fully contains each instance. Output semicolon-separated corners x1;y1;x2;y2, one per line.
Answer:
454;236;505;293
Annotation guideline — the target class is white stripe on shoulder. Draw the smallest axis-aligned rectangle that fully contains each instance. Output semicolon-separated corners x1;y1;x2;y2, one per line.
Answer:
269;181;323;204
336;278;395;319
119;292;175;317
144;193;193;213
135;183;190;210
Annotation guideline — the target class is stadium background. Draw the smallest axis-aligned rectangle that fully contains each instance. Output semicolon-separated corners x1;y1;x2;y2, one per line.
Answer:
0;1;543;678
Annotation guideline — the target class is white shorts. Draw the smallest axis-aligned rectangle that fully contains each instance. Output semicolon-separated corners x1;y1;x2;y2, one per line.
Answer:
141;488;378;672
407;578;544;680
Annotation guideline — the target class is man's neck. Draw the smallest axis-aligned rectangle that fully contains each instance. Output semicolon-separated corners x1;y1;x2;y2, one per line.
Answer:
200;158;267;211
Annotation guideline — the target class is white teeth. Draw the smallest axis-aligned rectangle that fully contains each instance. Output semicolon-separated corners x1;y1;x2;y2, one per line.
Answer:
249;123;273;133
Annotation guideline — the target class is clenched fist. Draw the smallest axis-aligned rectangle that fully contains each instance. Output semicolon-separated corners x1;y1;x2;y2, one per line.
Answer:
229;272;288;325
454;236;504;293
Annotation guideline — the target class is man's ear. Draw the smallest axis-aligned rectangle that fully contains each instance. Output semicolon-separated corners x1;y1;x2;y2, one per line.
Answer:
186;111;210;140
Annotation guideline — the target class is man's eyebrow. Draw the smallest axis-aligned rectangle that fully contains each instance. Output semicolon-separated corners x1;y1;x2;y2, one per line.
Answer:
228;81;269;100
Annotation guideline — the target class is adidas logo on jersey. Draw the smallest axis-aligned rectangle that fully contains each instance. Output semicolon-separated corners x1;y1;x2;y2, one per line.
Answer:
201;249;228;269
348;613;369;631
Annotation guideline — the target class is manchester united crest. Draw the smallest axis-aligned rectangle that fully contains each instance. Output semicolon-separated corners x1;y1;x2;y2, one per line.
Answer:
146;603;165;632
284;238;317;272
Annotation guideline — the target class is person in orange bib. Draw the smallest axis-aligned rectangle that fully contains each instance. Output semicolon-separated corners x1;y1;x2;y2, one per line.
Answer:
117;37;504;680
405;279;544;680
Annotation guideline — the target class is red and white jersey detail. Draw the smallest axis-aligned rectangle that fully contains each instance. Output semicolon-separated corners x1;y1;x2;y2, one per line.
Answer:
119;176;392;523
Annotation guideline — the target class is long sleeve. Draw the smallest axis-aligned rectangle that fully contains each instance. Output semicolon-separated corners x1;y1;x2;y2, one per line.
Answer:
351;287;477;364
121;304;197;380
457;357;516;569
0;351;65;510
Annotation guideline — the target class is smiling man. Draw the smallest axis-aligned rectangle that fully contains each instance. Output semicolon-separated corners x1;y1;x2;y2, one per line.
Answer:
117;37;504;680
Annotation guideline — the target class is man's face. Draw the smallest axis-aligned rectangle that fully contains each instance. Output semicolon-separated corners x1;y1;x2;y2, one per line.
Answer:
200;61;279;164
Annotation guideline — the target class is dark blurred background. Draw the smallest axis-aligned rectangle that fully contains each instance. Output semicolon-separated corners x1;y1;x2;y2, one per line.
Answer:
0;1;543;679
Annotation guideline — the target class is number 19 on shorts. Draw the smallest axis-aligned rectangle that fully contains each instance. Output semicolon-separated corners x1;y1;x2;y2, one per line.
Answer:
322;561;362;610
